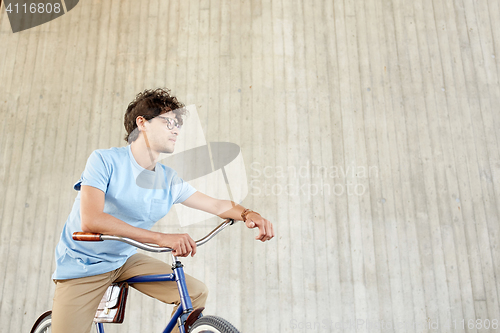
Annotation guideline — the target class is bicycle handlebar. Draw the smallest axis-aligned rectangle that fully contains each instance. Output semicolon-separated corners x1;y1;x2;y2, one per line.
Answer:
72;218;236;253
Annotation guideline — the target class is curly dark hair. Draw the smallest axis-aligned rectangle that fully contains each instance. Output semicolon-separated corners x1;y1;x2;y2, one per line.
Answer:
124;88;187;143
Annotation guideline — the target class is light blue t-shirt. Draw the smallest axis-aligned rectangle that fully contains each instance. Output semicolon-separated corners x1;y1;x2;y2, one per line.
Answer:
52;145;196;280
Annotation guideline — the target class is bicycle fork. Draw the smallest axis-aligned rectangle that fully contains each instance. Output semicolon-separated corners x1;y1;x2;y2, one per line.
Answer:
164;254;194;333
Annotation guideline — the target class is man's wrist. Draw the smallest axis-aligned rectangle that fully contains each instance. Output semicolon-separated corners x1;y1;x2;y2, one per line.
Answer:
241;208;260;222
151;231;163;245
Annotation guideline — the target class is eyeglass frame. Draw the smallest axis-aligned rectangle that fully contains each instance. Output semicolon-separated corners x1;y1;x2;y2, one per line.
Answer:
156;115;182;130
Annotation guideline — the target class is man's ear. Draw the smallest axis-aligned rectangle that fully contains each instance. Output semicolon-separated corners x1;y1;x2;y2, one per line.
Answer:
136;116;147;131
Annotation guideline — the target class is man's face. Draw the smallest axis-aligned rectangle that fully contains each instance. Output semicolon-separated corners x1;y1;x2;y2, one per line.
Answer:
147;111;180;154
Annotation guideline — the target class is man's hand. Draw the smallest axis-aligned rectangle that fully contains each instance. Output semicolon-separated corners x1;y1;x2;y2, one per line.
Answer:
244;212;274;242
156;233;197;257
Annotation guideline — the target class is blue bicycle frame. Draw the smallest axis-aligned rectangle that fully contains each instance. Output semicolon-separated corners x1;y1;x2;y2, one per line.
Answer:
95;259;196;333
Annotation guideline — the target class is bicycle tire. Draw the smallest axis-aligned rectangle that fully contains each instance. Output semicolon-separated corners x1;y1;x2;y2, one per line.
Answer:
188;315;240;333
30;311;52;333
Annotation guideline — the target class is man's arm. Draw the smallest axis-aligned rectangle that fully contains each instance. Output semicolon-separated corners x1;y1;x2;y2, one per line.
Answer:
181;191;274;242
80;185;197;256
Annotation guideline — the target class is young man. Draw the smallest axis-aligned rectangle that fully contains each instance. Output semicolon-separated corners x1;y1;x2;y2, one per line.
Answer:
51;88;274;333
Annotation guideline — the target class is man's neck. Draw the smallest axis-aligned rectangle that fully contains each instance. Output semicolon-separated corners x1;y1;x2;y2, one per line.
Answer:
130;138;158;171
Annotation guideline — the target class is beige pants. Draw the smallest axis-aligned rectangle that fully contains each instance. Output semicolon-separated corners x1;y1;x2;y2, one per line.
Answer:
52;253;208;333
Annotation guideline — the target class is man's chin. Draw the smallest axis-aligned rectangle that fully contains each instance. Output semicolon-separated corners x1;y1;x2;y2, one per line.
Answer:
162;146;175;154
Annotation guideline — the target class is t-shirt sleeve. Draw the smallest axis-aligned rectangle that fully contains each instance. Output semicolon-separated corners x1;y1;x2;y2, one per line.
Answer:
73;150;111;192
171;173;197;204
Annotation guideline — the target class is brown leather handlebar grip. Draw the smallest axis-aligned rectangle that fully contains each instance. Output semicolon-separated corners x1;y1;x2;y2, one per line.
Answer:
72;232;103;241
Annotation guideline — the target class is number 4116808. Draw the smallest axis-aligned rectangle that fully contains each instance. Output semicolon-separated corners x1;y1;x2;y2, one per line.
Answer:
5;2;62;14
452;319;498;330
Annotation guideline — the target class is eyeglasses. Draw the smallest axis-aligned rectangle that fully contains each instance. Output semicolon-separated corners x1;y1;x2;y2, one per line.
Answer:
157;116;182;130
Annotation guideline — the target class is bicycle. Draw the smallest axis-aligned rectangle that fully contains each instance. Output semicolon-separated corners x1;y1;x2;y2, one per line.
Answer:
30;218;241;333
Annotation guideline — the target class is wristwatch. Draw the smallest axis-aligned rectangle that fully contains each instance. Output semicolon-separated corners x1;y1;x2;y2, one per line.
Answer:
241;208;254;222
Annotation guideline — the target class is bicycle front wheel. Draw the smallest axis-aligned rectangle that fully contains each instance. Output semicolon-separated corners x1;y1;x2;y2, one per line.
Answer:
188;315;240;333
30;311;52;333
